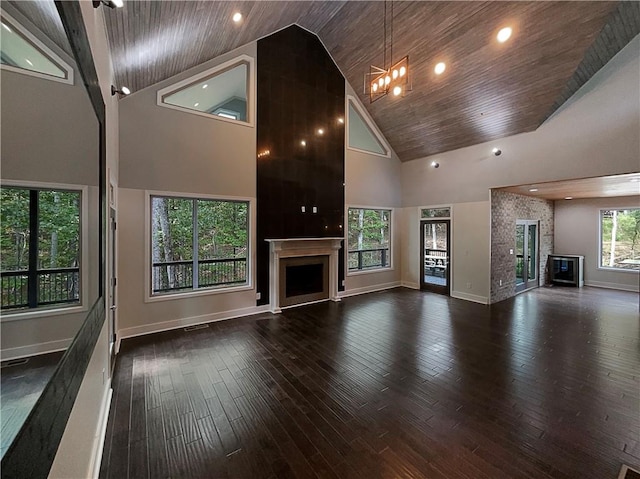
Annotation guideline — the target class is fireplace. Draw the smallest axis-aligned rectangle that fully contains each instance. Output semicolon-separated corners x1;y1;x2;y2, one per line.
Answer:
265;238;342;313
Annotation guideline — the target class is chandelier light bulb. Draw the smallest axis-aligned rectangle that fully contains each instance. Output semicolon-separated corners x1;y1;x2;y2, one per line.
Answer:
399;66;406;77
392;69;398;79
393;86;402;96
378;78;384;88
372;83;378;92
384;75;391;85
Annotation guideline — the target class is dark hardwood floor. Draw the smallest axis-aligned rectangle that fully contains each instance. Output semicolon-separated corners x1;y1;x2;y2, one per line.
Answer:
100;286;640;478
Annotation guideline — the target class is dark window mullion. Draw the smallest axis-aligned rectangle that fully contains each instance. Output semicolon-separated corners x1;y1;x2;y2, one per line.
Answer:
28;190;39;308
193;199;199;290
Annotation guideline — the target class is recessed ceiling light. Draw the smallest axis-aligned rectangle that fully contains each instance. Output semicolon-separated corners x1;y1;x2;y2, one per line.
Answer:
111;0;124;7
120;86;130;95
1;23;11;32
317;128;324;135
202;84;208;89
194;102;199;107
529;188;538;192
232;12;242;23
497;27;512;43
337;117;344;124
25;58;33;66
430;161;440;168
300;140;306;146
492;147;499;153
565;196;573;200
434;62;446;75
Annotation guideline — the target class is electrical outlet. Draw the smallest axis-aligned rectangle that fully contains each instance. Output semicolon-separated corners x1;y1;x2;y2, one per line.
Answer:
466;282;472;289
256;292;261;300
312;206;318;213
509;249;514;255
499;279;503;286
341;280;345;287
301;206;305;213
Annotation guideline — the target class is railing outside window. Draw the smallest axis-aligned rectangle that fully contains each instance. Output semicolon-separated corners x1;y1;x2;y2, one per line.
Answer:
348;247;389;271
1;268;80;309
152;258;247;293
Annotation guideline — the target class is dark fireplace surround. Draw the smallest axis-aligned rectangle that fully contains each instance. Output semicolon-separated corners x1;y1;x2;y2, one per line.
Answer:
256;25;346;309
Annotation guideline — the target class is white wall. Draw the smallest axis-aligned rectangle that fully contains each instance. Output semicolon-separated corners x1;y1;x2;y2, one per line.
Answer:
400;34;640;301
554;195;640;292
49;3;117;477
344;85;403;295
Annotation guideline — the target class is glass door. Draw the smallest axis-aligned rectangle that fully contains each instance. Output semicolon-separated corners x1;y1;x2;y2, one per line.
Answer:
420;219;450;295
515;220;538;293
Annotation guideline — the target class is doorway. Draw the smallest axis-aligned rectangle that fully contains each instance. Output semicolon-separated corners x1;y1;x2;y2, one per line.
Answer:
420;219;450;295
515;220;539;293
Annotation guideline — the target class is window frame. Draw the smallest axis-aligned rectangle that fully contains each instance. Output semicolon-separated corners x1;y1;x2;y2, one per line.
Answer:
346;205;393;276
144;190;254;303
346;95;391;158
0;180;89;321
0;9;74;85
156;54;254;127
598;207;640;273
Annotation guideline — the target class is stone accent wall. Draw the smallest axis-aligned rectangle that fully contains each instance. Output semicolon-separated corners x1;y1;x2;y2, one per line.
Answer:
490;190;554;303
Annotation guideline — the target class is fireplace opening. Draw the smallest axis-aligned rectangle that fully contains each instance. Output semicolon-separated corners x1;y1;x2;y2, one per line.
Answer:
286;263;324;298
279;255;329;307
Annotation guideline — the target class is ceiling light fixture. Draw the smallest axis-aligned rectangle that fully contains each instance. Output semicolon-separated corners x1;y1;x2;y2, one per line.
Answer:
497;26;512;43
194;102;199;107
367;1;410;102
111;85;130;96
317;128;324;135
492;147;502;156
93;0;123;9
232;12;242;23
529;188;538;192
565;197;573;200
434;62;446;75
202;84;208;89
431;161;440;168
337;117;344;124
300;140;307;146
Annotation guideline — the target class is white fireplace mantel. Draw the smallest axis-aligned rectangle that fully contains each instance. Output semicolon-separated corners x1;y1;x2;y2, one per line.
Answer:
265;237;343;313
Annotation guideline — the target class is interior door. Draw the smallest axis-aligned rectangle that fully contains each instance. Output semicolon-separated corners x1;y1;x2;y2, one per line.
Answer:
515;220;538;293
420;219;450;295
108;207;117;370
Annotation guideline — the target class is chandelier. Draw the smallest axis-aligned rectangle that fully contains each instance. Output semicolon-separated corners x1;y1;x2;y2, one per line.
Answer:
367;1;410;102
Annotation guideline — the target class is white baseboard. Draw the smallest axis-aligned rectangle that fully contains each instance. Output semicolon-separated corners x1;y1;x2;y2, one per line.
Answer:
0;338;72;361
451;291;489;304
401;281;420;290
90;382;112;479
338;281;401;298
585;280;639;293
118;304;271;340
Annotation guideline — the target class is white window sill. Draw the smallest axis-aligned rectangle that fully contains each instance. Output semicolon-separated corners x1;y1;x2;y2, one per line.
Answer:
597;266;639;274
347;266;394;277
145;283;253;303
0;304;87;322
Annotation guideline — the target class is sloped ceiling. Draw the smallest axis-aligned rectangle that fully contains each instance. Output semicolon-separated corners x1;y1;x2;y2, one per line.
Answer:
17;1;638;162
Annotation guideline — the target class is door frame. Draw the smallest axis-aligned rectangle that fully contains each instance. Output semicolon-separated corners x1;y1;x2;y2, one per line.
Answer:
515;219;539;293
420;219;451;295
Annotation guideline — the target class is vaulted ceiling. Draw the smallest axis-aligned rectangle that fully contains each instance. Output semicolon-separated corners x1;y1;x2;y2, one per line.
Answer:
11;1;640;162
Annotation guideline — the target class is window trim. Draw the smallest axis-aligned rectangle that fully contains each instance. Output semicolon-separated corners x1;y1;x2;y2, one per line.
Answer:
346;95;391;158
597;207;640;273
0;9;74;85
156;54;254;127
346;205;394;276
144;190;254;303
0;180;89;321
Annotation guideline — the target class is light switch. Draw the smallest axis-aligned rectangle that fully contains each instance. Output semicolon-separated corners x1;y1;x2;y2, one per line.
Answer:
301;206;306;213
312;206;317;213
509;249;514;254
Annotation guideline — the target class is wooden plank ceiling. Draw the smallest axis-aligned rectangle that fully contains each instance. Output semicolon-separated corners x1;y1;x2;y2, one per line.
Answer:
498;173;640;201
33;0;636;162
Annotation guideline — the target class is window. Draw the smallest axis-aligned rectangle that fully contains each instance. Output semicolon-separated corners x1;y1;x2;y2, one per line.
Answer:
421;207;451;218
0;10;73;84
157;56;252;125
347;97;389;157
150;196;249;296
600;208;640;270
347;207;391;272
1;186;81;310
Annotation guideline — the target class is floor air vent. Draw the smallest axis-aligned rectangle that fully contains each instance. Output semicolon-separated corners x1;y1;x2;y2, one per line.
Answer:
1;358;29;368
619;465;640;479
184;324;209;332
